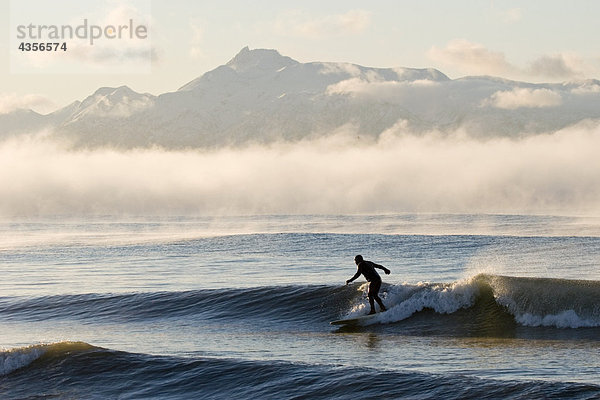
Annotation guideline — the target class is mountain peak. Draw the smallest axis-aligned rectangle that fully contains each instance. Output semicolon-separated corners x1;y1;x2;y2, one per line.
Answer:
71;85;154;120
92;85;138;98
226;47;298;73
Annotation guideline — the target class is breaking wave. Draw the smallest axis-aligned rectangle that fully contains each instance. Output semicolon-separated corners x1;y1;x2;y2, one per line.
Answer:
1;274;599;335
346;274;600;330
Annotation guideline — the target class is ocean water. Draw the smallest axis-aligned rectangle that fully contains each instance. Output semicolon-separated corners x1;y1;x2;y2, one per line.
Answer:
1;214;600;399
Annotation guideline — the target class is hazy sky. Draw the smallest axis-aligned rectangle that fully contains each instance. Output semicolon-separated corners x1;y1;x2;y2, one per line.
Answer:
1;0;599;113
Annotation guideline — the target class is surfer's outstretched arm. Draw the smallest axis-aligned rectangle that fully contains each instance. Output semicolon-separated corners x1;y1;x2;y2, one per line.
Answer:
346;270;361;285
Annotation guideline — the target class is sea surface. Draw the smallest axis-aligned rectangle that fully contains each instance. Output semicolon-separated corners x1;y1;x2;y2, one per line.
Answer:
1;214;600;399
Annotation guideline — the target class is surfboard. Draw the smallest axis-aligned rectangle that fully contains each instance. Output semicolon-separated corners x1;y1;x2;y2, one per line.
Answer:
330;312;384;326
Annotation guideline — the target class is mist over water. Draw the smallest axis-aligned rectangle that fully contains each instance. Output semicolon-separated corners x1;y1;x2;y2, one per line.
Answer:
1;122;599;217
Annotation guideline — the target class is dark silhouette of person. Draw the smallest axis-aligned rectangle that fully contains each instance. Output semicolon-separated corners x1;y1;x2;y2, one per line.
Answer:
346;255;390;314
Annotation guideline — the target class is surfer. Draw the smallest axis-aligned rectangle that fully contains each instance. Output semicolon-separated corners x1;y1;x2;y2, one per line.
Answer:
346;255;390;314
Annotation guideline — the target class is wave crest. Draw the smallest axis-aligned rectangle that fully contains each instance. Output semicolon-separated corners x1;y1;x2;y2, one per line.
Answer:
344;274;600;329
1;341;94;376
2;274;599;333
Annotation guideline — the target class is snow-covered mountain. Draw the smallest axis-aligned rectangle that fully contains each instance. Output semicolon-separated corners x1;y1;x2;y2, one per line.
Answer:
2;46;600;148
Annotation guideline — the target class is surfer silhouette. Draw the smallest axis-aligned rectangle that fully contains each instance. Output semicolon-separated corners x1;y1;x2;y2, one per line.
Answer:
346;255;390;314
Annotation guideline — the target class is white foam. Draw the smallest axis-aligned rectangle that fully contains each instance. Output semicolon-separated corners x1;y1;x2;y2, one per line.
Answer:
514;310;600;329
0;345;47;376
492;278;600;329
347;279;479;325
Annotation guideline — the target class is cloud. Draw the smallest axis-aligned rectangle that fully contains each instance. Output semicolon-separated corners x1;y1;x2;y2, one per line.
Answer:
273;9;371;38
82;2;154;68
428;39;518;77
189;20;204;59
483;88;562;109
571;83;600;95
326;78;439;100
501;8;523;23
318;62;362;77
528;54;585;79
65;44;154;65
429;40;592;81
2;123;599;217
0;93;57;114
11;1;154;73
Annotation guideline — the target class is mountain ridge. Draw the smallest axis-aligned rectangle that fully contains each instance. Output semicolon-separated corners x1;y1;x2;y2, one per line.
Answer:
2;47;600;148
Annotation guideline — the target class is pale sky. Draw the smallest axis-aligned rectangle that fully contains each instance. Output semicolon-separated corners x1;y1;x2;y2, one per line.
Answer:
1;0;599;114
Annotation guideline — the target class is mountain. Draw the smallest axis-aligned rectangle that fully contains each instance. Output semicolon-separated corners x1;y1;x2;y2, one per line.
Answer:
3;47;600;148
0;109;47;139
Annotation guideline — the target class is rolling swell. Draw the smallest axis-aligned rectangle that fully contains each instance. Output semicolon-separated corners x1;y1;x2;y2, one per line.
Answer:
2;342;599;399
2;274;599;334
0;285;356;325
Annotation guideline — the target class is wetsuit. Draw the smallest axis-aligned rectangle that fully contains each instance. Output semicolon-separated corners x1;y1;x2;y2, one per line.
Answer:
347;260;389;313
